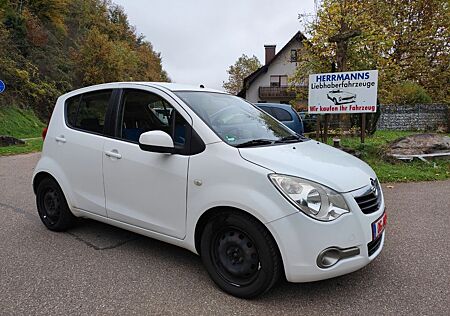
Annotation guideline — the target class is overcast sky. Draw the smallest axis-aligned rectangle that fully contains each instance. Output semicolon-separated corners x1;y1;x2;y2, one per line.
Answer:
113;0;315;90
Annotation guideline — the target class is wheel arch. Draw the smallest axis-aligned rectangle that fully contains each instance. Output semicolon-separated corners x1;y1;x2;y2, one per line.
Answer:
32;169;77;216
194;206;281;259
33;171;58;194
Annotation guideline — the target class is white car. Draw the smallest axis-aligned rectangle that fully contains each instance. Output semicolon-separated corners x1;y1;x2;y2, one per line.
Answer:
327;89;356;105
33;82;386;298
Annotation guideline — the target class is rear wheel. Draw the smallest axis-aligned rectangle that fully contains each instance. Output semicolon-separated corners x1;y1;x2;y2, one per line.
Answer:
200;211;282;298
36;178;77;231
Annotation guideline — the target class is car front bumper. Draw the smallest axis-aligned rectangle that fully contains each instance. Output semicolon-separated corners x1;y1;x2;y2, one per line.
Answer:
267;188;385;283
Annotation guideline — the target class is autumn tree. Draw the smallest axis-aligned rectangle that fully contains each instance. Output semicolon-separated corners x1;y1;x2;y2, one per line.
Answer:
293;0;450;104
223;54;261;95
0;0;169;118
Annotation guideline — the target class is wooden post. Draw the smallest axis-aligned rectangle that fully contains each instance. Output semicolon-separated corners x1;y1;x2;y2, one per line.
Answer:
323;114;329;144
361;113;366;143
315;115;321;140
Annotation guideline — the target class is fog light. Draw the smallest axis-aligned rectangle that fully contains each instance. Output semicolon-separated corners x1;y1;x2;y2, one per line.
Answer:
317;246;360;269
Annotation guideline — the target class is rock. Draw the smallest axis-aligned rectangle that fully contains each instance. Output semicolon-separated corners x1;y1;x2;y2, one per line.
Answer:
340;146;362;158
386;133;450;156
0;135;25;147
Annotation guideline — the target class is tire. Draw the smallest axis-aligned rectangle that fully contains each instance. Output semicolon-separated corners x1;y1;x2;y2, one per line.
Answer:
200;211;282;298
36;177;77;231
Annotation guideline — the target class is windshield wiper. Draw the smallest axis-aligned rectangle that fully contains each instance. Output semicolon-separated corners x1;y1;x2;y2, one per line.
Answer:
275;134;304;143
236;139;274;148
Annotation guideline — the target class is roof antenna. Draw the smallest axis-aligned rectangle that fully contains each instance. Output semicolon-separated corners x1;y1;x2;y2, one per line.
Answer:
199;84;205;88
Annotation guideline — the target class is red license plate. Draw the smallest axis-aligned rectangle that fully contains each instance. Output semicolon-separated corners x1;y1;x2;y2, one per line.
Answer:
371;212;387;240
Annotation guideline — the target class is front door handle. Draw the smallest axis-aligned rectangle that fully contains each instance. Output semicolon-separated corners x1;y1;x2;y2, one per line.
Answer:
105;150;122;159
55;136;66;143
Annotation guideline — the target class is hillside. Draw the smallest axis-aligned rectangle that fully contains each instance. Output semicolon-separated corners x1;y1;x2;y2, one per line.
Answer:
0;106;45;138
0;0;169;120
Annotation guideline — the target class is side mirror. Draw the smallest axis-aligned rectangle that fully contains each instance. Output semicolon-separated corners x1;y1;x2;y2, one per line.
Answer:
139;131;174;154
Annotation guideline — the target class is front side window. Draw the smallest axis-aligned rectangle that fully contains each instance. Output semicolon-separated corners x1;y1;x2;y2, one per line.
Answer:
119;89;188;147
65;90;112;134
175;92;305;147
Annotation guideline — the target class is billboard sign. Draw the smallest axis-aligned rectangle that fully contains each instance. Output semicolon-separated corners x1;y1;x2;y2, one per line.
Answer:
308;70;378;114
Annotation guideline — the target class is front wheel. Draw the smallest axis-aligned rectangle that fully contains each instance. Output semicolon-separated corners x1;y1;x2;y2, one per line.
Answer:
36;177;77;231
200;211;282;298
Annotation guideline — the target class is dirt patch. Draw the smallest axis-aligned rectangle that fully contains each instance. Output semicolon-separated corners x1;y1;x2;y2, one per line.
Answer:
0;136;25;147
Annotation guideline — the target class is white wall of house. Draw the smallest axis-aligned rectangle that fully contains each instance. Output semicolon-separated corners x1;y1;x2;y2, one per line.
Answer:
246;40;304;103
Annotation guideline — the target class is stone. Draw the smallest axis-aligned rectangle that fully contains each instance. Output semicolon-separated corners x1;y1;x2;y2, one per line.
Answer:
386;133;450;156
0;135;25;147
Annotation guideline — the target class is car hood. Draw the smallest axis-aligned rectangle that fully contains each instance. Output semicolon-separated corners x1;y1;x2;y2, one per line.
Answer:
238;140;376;193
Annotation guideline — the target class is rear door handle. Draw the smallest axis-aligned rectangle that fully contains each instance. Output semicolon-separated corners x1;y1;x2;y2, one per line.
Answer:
55;136;66;143
104;150;122;159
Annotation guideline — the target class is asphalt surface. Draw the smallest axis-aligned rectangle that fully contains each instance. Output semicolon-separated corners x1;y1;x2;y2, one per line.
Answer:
0;153;449;315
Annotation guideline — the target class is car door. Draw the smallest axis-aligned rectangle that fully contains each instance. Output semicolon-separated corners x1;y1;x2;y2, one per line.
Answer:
57;89;114;216
102;88;191;239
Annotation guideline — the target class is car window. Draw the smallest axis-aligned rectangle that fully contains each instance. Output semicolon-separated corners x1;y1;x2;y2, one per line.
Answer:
258;106;274;116
65;95;80;127
119;89;188;147
272;108;293;121
67;90;112;134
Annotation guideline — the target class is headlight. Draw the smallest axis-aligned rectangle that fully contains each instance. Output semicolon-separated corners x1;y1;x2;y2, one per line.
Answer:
269;174;350;221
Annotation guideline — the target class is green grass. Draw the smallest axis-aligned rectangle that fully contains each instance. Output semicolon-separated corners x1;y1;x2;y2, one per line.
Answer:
326;131;450;182
0;106;46;138
0;106;45;156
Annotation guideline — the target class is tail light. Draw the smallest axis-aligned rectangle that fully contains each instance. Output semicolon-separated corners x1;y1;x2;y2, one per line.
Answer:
42;127;48;140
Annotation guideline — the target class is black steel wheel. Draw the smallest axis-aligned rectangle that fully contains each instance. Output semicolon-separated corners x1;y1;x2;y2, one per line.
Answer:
36;177;76;231
212;227;260;286
200;211;282;298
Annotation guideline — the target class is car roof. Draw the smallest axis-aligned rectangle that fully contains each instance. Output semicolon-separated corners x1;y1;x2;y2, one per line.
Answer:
137;82;226;93
61;82;227;99
109;82;225;93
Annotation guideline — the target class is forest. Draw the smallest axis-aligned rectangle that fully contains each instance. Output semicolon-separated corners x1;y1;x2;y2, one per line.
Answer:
0;0;169;119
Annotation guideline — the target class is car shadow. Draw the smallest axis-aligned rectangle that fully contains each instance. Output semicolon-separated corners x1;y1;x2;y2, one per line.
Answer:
65;218;385;305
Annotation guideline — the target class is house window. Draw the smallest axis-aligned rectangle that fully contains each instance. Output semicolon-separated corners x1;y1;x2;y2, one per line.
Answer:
270;75;288;87
290;49;298;62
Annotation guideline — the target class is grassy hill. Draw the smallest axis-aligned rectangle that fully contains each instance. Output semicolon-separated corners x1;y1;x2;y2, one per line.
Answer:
0;106;45;156
0;106;46;138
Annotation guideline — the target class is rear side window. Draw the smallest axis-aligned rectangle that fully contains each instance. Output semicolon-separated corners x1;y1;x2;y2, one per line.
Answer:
259;106;274;116
65;90;112;134
272;108;293;121
66;96;80;127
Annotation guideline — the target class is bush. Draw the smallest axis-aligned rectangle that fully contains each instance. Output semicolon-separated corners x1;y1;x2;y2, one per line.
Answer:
385;81;432;105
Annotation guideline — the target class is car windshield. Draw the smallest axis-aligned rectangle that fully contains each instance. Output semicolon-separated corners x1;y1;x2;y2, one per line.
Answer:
175;91;305;147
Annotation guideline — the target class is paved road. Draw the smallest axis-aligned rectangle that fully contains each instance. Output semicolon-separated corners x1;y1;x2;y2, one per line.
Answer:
0;153;449;315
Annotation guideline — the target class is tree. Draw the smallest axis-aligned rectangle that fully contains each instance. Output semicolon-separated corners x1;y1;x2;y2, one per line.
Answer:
223;54;261;95
293;0;450;104
0;0;170;119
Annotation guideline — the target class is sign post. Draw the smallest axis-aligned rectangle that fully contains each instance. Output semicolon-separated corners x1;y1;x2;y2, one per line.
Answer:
0;80;5;94
308;70;378;143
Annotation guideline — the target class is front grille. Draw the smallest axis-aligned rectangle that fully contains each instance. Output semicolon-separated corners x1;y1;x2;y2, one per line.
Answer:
354;181;381;214
367;233;383;256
